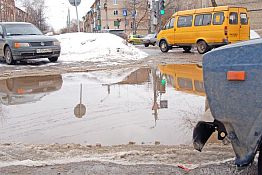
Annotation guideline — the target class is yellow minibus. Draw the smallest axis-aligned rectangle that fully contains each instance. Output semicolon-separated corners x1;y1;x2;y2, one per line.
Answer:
158;64;205;96
157;6;250;54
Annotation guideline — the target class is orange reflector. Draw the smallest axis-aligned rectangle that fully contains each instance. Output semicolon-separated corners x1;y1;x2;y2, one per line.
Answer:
227;71;246;81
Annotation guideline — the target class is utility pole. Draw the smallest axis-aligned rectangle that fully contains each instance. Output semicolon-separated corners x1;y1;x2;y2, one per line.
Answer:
148;1;151;34
67;8;71;33
132;0;136;34
155;0;161;32
74;0;80;32
104;0;109;29
152;67;159;127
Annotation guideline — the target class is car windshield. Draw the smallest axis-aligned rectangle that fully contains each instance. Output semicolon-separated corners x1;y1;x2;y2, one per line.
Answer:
145;34;155;39
4;24;43;36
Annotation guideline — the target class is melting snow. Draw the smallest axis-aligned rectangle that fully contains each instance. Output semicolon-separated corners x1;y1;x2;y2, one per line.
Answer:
54;33;148;64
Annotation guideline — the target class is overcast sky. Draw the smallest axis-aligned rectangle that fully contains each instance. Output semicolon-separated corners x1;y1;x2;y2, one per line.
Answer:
16;0;94;31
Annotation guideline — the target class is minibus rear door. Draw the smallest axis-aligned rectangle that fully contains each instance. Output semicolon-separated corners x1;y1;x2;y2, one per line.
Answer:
239;8;250;41
228;8;241;42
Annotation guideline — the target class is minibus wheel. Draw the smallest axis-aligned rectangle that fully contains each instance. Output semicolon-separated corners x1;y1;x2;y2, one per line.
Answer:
197;40;209;54
160;40;169;53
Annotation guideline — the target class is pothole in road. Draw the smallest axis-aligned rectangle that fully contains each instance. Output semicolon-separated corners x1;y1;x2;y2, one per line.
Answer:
0;64;206;146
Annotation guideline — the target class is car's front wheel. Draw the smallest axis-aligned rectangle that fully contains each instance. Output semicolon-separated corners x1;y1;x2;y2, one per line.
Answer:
48;57;58;62
144;43;149;47
4;46;16;65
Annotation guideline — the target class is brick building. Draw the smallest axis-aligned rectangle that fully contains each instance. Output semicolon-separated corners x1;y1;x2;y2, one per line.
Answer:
0;0;29;22
84;0;262;35
84;0;151;35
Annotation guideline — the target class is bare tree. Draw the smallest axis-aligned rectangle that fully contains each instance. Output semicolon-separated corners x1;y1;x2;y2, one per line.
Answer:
156;0;177;31
59;19;84;34
126;0;150;34
21;0;49;32
211;0;217;7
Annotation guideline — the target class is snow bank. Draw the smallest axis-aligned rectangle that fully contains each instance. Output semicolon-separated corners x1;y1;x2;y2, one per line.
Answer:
250;30;260;39
54;33;148;64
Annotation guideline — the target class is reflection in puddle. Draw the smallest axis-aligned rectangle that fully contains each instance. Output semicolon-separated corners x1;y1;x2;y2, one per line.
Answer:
0;75;62;105
0;65;205;145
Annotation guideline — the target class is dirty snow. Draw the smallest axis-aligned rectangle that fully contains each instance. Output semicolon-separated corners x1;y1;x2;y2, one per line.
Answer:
54;33;148;64
250;30;260;39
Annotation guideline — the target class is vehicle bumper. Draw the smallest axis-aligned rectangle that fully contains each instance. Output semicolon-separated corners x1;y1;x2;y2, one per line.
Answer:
142;41;150;44
11;46;61;60
200;39;262;167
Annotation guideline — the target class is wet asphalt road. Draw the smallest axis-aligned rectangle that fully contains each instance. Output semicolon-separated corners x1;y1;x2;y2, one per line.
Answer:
0;162;184;175
0;46;202;79
0;46;257;175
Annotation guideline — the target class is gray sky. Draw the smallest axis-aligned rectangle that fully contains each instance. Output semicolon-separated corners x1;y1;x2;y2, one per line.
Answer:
16;0;94;31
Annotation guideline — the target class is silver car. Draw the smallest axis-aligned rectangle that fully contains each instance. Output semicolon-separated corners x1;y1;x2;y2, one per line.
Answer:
141;33;157;47
0;22;61;65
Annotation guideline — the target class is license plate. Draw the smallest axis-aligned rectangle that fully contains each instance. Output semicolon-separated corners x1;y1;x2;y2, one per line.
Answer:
39;80;53;87
36;49;52;53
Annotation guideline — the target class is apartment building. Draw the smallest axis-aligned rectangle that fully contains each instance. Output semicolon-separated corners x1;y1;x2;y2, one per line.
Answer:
0;0;29;22
84;0;151;35
84;0;262;35
173;0;262;35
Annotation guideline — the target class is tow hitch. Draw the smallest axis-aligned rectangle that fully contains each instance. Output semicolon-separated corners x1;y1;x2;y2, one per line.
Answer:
193;120;227;151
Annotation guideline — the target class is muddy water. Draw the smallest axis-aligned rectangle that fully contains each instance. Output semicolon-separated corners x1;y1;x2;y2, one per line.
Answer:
0;65;205;145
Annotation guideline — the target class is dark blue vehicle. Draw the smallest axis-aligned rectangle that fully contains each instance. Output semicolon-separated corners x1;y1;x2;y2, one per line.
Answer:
0;22;61;65
193;39;262;174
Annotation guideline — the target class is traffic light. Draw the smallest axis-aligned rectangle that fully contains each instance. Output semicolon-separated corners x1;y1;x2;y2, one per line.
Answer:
159;0;165;15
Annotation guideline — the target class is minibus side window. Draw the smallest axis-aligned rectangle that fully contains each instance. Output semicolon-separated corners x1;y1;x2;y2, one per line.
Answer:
195;15;203;26
203;14;212;25
194;80;205;93
240;13;248;25
229;12;238;24
163;20;171;30
213;12;225;25
177;77;193;90
177;16;193;27
195;14;212;26
169;17;175;28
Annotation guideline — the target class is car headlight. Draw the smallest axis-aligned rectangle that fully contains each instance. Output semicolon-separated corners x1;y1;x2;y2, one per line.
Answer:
53;41;60;46
14;42;30;48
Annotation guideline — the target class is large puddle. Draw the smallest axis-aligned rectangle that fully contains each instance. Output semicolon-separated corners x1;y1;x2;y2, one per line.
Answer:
0;64;206;145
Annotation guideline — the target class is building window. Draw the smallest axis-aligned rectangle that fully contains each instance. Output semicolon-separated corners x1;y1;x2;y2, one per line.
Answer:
113;10;118;15
113;0;117;5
